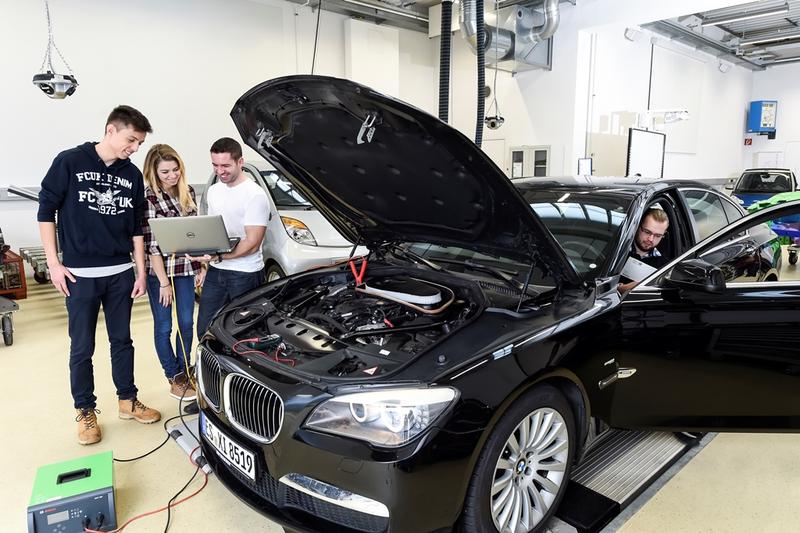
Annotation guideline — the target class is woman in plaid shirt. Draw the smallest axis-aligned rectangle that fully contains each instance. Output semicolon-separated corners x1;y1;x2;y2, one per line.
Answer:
141;144;203;402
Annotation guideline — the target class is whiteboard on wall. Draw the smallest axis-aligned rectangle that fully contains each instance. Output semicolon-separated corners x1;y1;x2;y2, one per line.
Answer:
626;128;665;178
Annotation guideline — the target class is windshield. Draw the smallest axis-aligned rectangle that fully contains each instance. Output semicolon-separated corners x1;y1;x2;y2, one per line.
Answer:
735;172;792;194
402;243;556;289
261;171;313;208
515;188;631;277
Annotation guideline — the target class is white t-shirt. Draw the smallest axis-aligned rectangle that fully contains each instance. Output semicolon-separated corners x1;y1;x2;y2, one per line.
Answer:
207;178;268;273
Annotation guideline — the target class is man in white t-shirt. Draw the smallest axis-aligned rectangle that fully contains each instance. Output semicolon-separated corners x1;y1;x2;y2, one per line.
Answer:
195;137;268;339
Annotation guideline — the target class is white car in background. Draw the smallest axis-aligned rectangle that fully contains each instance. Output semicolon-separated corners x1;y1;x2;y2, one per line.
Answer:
199;161;367;281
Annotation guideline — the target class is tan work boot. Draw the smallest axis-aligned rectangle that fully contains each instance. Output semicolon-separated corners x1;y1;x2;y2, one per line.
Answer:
118;397;161;424
169;372;197;401
76;408;102;445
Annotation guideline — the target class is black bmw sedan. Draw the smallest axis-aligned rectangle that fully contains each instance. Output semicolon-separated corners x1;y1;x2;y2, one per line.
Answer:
195;76;798;533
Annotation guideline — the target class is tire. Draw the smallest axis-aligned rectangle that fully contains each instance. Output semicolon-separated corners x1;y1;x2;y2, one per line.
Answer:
459;385;576;533
266;264;285;282
2;315;12;346
790;252;798;266
34;271;49;284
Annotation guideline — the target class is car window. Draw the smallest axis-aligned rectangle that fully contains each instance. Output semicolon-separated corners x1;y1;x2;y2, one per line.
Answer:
721;197;744;223
515;188;631;277
735;172;792;194
680;189;729;241
261;171;312;208
242;167;260;183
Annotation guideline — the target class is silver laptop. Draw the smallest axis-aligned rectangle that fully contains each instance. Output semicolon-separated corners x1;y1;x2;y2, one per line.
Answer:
148;215;240;256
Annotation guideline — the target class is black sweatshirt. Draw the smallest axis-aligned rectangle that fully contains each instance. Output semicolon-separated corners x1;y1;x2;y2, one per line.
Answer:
37;142;146;268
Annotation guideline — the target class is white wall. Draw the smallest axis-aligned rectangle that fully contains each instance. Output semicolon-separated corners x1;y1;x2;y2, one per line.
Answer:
581;25;752;179
0;0;436;247
745;63;800;177
443;0;755;178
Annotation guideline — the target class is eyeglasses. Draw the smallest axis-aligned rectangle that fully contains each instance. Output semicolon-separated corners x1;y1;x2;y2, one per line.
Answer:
639;226;666;239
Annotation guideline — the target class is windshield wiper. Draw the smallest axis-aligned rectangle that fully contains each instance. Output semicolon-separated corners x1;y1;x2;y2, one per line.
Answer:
432;258;525;292
388;244;443;271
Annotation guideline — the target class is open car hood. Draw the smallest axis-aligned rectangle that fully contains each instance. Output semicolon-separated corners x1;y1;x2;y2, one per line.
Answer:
231;75;579;284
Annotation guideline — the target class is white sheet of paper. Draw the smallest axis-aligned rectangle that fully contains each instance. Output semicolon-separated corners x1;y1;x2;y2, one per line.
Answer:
621;256;657;282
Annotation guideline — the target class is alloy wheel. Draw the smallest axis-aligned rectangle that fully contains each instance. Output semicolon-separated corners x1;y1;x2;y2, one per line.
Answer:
489;407;569;532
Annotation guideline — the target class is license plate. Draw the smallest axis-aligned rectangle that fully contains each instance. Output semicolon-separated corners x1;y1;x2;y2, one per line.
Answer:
201;413;256;481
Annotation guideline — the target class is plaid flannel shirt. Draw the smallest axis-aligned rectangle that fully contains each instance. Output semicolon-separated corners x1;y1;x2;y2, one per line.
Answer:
142;185;202;277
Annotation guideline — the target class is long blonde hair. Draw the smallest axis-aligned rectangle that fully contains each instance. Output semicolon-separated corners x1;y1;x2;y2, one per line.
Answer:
143;144;197;215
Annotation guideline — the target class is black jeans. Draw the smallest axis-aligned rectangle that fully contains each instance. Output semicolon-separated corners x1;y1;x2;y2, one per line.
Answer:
66;269;137;409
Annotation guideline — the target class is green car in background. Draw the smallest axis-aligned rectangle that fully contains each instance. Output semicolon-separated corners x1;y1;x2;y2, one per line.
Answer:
747;191;800;265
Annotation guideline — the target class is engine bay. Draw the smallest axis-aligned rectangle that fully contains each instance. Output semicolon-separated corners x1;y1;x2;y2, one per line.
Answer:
215;267;483;378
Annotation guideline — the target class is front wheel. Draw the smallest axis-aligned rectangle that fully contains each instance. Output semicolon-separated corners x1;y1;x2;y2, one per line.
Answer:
459;385;576;533
2;315;12;346
789;251;798;265
266;264;286;282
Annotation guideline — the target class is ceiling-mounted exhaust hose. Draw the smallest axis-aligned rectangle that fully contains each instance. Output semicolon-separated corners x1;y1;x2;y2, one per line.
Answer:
439;0;454;122
475;0;485;147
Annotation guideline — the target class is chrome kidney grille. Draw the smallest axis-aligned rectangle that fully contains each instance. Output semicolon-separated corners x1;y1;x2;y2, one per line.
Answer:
224;373;284;444
198;346;222;410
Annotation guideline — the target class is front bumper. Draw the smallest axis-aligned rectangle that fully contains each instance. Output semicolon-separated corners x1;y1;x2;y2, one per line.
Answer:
197;350;478;533
201;409;390;533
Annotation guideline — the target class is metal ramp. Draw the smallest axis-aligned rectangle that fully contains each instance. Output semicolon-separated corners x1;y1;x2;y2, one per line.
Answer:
550;430;695;532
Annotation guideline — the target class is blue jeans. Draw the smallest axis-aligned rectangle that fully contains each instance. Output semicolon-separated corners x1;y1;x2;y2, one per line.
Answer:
146;275;196;379
66;269;137;409
197;267;264;339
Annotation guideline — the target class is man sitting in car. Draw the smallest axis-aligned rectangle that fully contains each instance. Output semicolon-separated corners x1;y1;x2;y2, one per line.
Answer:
618;207;670;293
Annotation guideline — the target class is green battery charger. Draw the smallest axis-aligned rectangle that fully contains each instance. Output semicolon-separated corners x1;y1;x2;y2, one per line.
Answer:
27;450;116;532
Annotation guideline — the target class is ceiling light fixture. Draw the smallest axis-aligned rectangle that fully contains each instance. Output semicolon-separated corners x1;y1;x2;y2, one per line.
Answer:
32;0;78;99
770;55;800;64
739;28;800;46
624;27;641;42
700;3;789;27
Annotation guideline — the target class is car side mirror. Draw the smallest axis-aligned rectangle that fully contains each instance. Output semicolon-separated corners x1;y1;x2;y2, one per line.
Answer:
664;258;726;294
724;183;734;190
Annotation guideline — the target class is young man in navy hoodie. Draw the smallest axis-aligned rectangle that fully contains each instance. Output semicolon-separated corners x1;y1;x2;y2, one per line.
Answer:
38;105;162;445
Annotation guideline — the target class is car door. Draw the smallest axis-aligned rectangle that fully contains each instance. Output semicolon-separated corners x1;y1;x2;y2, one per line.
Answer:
591;201;800;431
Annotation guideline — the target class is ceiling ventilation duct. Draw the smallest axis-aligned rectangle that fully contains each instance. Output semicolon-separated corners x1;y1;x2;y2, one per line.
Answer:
460;0;560;72
460;0;515;62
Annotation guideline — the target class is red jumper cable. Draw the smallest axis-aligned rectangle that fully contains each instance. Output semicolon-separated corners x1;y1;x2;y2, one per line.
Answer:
349;257;368;285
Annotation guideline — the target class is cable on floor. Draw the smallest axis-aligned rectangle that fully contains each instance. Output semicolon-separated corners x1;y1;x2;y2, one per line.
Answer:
84;450;208;533
112;414;183;463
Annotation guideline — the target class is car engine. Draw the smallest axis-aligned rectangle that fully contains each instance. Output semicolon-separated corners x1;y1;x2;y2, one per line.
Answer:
215;268;482;377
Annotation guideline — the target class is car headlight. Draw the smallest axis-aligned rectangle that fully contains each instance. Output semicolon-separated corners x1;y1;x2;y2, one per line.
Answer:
281;216;317;246
304;387;458;447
